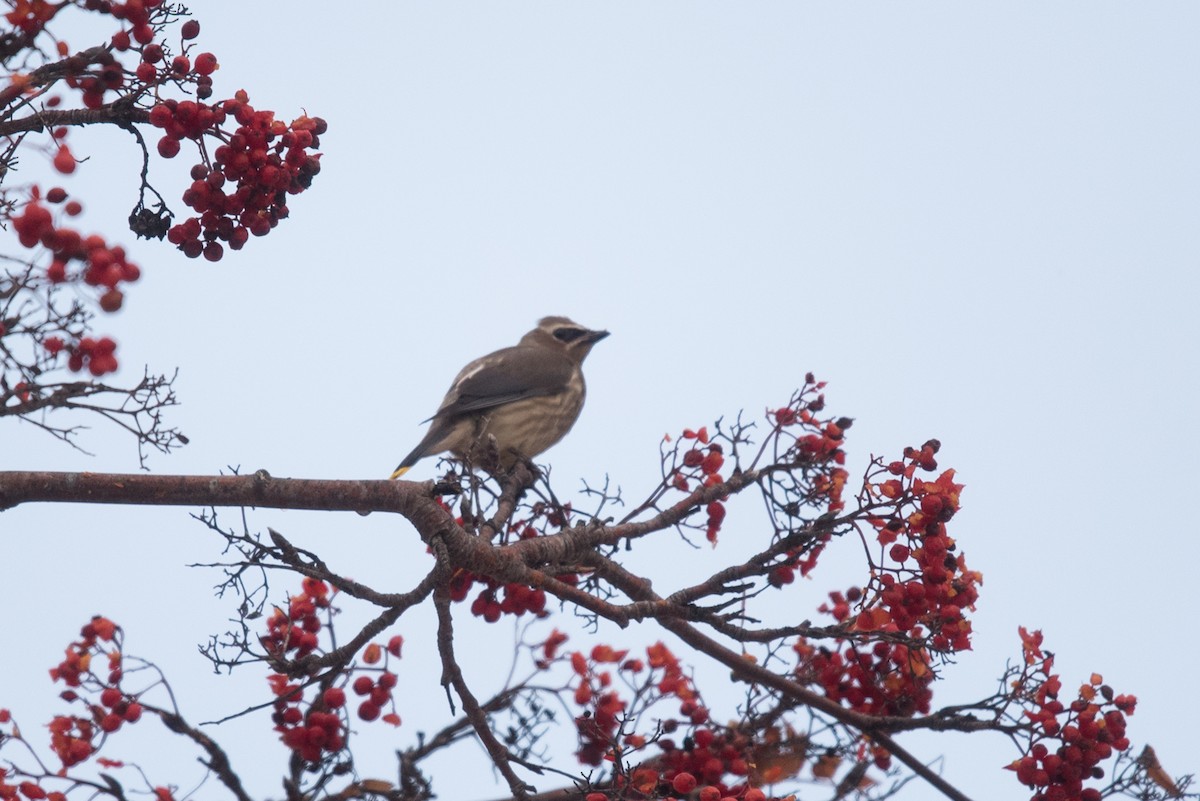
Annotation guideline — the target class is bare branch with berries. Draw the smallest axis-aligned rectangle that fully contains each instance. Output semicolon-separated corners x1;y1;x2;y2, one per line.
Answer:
0;0;324;457
2;378;1188;801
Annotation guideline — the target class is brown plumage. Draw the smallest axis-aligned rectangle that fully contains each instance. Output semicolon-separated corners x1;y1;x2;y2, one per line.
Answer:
390;317;609;478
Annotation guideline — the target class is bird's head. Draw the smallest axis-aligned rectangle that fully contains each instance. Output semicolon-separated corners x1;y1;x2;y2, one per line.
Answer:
521;316;609;363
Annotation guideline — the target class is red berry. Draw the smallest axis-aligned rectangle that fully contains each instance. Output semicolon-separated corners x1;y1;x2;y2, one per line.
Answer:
157;136;180;158
148;103;173;128
99;288;123;312
180;19;200;39
351;676;373;696
322;687;346;709
357;701;380;722
768;565;795;588
671;773;697;794
194;52;217;75
53;146;75;174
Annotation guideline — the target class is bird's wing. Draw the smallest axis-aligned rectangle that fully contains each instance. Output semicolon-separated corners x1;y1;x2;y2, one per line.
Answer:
428;346;574;419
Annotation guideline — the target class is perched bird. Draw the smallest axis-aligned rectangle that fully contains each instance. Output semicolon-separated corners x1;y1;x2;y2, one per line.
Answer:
390;316;609;479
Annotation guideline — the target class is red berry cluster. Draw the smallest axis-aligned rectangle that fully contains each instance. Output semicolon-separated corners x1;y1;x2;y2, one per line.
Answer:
151;93;324;261
794;637;933;718
864;443;981;653
469;578;549;621
595;641;796;801
448;566;571;623
58;1;207;107
566;642;714;770
268;616;403;763
669;427;728;543
57;336;118;376
48;616;120;688
754;385;855;588
119;26;216;100
0;766;68;801
46;716;96;771
260;577;331;660
4;0;57;36
649;726;755;790
771;382;852;515
43;617;139;768
269;675;347;764
1008;629;1136;801
566;643;670;767
95;685;143;733
11;195;138;376
349;669;401;726
351;637;404;725
60;41;126;110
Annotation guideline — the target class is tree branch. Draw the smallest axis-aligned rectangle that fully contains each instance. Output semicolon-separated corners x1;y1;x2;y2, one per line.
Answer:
0;103;150;138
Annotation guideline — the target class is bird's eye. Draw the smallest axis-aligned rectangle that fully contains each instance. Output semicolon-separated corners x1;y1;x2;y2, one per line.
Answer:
553;327;587;343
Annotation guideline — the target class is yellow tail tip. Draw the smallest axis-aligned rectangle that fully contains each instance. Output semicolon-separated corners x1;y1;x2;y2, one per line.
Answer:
389;466;410;480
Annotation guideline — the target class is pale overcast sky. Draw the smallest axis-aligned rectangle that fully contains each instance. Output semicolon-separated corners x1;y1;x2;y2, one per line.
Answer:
4;4;1198;801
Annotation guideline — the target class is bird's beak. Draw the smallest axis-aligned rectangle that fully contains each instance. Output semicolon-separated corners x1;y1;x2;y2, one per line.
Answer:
584;329;610;344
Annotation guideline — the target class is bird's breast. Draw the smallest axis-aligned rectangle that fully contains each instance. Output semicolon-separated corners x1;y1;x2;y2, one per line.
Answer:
456;372;586;465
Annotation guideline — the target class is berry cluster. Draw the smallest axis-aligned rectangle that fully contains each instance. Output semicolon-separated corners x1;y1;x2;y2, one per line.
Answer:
269;675;348;764
152;94;324;261
864;442;981;653
349;637;404;725
263;581;404;763
51;1;207;109
43;617;140;768
564;640;717;774
795;637;934;718
1008;629;1136;801
576;641;796;801
4;0;57;36
569;648;630;767
0;765;68;801
47;336;118;376
260;577;332;660
11;194;138;376
444;508;576;622
669;427;728;543
771;381;852;515
447;568;556;622
755;384;855;588
1;1;323;387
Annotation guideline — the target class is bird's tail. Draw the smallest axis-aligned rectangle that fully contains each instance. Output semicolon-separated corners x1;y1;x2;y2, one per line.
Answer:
389;446;425;480
390;421;450;479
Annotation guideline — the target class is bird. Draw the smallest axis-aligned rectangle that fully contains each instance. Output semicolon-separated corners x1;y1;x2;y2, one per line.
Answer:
389;316;609;479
